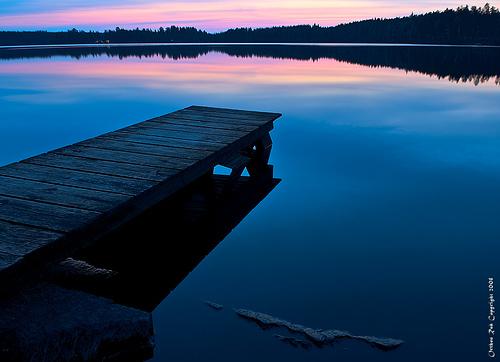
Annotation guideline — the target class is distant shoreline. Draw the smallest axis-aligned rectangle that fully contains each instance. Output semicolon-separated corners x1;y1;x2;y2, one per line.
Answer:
1;5;500;47
2;42;500;51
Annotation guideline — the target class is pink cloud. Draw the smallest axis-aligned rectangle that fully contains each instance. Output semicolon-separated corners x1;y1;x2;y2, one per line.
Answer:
0;1;483;31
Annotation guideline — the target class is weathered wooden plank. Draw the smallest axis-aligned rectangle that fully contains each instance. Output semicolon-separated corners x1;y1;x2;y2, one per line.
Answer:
0;163;156;196
117;127;238;145
145;117;257;132
180;107;281;122
78;138;211;160
0;175;129;212
54;145;194;170
165;112;267;126
187;105;282;119
23;153;178;182
128;121;248;138
154;114;264;129
103;132;225;151
184;106;275;118
0;220;62;257
0;195;100;233
0;251;22;271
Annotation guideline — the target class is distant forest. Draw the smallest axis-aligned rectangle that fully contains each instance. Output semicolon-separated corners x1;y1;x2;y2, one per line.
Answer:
1;4;500;46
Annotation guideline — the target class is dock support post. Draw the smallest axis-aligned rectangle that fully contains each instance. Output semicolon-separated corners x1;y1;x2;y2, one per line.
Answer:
247;132;273;179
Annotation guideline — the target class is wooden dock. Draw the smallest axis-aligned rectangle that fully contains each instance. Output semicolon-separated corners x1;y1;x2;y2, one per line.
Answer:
0;105;281;284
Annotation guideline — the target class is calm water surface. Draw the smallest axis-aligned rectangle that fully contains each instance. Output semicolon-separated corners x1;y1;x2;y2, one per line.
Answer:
1;45;499;361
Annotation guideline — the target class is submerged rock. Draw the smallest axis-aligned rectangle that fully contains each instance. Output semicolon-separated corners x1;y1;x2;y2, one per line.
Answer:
234;308;404;351
0;283;154;361
53;258;117;280
204;301;224;311
274;334;312;349
353;335;406;351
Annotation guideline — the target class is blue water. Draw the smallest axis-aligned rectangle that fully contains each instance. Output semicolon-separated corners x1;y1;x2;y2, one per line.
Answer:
0;45;499;361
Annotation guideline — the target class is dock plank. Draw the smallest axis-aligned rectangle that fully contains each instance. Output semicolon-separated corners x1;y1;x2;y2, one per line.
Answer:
0;163;156;195
0;175;129;212
54;145;194;170
23;153;178;182
0;220;62;256
83;137;215;158
0;251;22;271
147;117;257;132
127;122;248;138
103;132;225;151
187;105;281;118
166;112;267;126
117;127;238;145
0;195;100;233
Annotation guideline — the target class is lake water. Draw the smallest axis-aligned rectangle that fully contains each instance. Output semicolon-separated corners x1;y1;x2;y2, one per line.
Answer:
1;44;499;361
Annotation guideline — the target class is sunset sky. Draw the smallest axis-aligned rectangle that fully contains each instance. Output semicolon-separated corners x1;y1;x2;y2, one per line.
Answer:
0;1;492;32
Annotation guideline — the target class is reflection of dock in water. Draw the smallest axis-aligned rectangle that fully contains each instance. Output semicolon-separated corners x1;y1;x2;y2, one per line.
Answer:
63;173;280;312
0;173;280;361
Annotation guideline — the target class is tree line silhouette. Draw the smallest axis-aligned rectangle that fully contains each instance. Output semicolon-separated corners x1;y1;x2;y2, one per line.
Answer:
1;44;499;85
1;4;499;46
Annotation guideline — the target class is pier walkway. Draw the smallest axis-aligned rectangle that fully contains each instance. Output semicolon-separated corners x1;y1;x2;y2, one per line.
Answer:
0;105;281;282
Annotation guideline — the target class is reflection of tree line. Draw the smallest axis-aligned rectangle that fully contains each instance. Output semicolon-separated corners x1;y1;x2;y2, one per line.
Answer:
1;45;499;85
